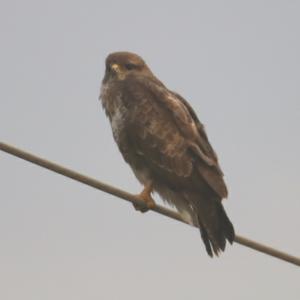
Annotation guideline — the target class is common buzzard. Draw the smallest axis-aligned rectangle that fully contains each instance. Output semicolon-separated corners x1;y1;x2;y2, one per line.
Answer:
100;52;234;256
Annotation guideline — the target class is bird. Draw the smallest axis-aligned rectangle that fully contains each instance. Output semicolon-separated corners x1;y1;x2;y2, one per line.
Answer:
99;51;234;256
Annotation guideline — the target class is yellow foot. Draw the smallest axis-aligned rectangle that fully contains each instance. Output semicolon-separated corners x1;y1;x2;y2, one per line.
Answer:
133;184;156;213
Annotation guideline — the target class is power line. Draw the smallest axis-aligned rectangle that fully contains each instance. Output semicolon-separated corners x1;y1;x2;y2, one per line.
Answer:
0;141;299;267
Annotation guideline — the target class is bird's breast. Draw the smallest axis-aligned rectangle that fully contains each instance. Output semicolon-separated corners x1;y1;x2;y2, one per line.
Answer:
111;104;127;136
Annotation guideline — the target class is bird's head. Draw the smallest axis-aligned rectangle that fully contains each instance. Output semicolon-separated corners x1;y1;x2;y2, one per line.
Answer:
102;52;153;83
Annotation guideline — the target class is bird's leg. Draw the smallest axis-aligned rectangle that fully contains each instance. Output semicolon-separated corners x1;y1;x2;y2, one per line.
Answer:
133;182;156;213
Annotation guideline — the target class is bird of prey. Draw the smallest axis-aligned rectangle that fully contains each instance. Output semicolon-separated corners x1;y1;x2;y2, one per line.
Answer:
100;51;234;256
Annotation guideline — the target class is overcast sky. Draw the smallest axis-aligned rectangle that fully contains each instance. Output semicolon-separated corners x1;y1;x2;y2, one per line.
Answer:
0;1;299;299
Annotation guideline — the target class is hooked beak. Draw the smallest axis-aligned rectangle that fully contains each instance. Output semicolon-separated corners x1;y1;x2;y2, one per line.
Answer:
111;63;121;73
109;63;125;80
103;63;121;83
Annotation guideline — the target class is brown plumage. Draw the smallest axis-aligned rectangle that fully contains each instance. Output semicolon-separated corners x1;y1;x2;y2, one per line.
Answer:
100;51;234;256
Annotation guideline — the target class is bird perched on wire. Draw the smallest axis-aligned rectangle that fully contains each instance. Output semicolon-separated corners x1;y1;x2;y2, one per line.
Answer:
99;51;234;256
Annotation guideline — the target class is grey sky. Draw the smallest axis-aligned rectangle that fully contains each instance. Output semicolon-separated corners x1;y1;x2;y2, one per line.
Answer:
0;1;299;299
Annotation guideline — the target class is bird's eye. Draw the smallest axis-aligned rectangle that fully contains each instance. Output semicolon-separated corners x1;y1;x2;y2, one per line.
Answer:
125;63;136;70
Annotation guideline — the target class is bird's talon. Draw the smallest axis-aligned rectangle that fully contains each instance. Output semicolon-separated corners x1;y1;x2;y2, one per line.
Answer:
133;202;149;213
146;201;155;210
132;187;156;213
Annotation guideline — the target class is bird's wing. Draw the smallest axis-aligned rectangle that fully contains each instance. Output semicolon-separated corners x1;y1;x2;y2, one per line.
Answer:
171;91;219;164
123;76;228;198
170;90;228;198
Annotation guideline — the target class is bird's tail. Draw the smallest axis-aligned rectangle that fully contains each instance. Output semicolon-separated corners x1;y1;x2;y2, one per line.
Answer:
188;193;235;257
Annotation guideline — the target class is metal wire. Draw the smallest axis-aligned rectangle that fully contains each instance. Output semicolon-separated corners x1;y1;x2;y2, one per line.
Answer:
1;141;299;267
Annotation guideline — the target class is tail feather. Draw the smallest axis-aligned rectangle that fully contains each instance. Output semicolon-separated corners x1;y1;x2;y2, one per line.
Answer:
198;219;213;257
190;193;235;257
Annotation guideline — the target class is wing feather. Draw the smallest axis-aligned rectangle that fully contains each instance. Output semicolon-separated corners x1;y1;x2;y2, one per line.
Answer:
122;75;228;198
